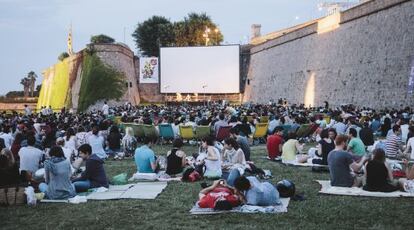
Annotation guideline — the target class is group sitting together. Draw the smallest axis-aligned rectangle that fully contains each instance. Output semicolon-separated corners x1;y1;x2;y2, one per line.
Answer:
1;101;414;204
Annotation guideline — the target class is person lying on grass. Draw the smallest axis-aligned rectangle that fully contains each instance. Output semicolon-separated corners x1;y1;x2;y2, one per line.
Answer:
72;144;109;192
328;134;368;187
233;175;281;206
198;179;241;210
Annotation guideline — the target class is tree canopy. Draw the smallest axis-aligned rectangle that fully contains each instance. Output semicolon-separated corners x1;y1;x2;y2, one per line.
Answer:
132;16;175;57
133;13;223;57
58;52;69;61
90;34;115;44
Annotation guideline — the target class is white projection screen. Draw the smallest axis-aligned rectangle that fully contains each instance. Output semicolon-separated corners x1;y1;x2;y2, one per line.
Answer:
160;45;240;93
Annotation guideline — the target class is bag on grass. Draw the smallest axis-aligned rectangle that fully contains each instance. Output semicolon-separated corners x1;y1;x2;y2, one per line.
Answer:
0;185;26;206
112;173;128;185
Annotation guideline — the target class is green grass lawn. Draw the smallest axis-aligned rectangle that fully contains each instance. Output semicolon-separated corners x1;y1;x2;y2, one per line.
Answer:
1;144;413;230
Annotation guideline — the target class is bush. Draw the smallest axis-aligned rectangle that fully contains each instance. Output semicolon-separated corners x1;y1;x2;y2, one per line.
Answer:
58;52;69;61
90;34;115;44
77;52;125;111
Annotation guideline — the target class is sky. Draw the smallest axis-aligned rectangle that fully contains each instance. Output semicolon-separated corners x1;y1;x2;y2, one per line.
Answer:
0;0;354;95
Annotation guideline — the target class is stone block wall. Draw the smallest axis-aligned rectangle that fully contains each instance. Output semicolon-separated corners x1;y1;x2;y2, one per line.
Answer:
244;0;414;109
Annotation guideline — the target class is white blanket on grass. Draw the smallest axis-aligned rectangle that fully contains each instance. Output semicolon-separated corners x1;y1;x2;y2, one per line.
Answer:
190;198;290;215
316;180;414;197
87;182;167;200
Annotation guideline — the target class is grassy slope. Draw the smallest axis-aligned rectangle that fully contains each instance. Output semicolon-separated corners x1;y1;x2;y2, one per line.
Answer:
1;144;413;230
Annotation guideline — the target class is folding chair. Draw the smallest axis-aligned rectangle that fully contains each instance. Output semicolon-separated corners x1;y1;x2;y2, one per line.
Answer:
158;124;175;144
179;125;195;142
252;123;268;145
195;126;211;140
260;116;269;123
143;125;158;143
216;126;232;142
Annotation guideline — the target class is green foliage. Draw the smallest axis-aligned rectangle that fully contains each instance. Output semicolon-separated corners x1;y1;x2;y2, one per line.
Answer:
174;12;223;46
58;52;69;61
133;13;223;56
90;34;115;44
132;16;175;57
77;52;125;111
5;91;24;98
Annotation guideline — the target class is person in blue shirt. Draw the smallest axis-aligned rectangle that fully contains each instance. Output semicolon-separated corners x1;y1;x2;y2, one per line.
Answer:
134;137;157;173
233;175;281;206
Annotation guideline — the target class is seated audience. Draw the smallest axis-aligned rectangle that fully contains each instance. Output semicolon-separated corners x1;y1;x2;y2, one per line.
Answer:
121;127;137;157
18;135;44;175
233;175;281;206
87;124;106;159
166;138;186;176
229;128;251;161
363;148;399;192
134;137;157;173
106;125;122;157
72;144;109;192
198;179;241;210
359;122;375;146
399;159;414;192
0;149;21;186
202;136;222;178
347;128;366;157
385;125;402;159
313;128;336;165
281;132;307;163
39;146;76;199
328;135;367;187
266;126;284;160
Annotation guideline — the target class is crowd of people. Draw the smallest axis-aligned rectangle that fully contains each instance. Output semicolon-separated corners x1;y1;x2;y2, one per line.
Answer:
1;101;414;208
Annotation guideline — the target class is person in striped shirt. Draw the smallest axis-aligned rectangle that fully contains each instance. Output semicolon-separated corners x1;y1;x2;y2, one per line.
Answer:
385;125;402;159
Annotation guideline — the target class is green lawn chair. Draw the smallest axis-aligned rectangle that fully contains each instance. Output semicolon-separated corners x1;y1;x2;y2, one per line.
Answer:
195;126;211;140
143;125;158;143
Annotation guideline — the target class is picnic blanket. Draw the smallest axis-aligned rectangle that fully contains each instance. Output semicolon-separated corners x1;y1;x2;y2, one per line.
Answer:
316;180;414;197
87;182;167;200
282;161;329;168
190;198;290;215
128;172;182;182
40;182;168;203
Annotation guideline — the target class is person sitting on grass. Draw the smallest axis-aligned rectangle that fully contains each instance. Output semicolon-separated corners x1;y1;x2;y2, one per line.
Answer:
312;128;336;165
398;159;414;192
233;175;281;206
266;126;284;160
87;124;106;159
134;137;157;173
363;148;399;192
166;138;186;176
39;146;76;199
121;127;137;158
281;132;308;163
328;135;368;187
0;149;21;187
201;136;222;179
347;128;366;159
198;179;241;210
18;135;44;177
72;144;109;192
229;127;251;161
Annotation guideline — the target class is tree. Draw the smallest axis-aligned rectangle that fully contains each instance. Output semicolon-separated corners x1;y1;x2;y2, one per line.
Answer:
132;16;175;57
90;34;115;44
20;77;30;98
27;71;37;97
174;13;223;46
58;52;69;61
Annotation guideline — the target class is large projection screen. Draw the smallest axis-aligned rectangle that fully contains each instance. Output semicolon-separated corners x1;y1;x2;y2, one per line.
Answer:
160;45;240;93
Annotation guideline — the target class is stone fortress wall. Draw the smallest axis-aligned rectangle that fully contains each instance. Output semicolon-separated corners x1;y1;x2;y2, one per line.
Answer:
243;0;414;108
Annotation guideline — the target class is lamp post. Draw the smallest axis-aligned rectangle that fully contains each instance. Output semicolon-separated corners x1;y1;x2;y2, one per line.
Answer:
202;84;208;107
214;28;219;45
203;27;211;46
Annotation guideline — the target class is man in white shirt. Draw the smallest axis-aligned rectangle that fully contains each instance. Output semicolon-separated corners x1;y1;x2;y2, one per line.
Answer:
24;105;32;116
18;135;44;174
0;125;14;149
102;101;109;116
268;116;280;134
